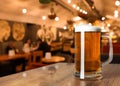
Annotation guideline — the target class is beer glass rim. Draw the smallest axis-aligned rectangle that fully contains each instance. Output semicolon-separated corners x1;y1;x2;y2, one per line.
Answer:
75;24;100;32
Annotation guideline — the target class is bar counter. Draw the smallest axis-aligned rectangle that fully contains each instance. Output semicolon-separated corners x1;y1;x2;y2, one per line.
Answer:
0;63;120;86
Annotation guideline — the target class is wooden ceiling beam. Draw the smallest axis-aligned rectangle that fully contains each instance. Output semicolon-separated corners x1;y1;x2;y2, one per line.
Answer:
52;0;77;15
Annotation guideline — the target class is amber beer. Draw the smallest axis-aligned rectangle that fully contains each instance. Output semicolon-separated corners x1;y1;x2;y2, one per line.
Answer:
75;32;101;74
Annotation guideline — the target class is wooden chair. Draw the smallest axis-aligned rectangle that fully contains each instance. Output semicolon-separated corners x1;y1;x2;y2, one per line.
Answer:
27;51;47;69
32;51;43;62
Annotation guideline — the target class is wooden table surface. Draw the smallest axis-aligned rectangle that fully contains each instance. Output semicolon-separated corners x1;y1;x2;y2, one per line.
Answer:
0;63;120;86
0;53;31;62
42;56;65;63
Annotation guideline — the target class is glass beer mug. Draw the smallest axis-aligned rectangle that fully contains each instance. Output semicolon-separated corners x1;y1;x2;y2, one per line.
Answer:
74;24;113;80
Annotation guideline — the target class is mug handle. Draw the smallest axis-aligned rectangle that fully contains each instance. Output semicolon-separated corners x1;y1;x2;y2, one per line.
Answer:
102;35;113;66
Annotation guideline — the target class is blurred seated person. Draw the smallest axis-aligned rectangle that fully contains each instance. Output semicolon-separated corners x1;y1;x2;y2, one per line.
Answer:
36;38;50;56
5;41;18;54
22;39;38;53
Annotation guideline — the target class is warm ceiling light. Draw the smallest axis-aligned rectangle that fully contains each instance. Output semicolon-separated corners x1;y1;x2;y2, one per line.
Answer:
63;26;67;30
82;10;87;14
101;17;105;21
22;8;27;14
42;16;47;20
80;9;83;12
107;23;111;27
72;4;76;8
67;0;71;4
115;0;120;6
114;10;119;18
76;6;80;10
55;17;59;21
